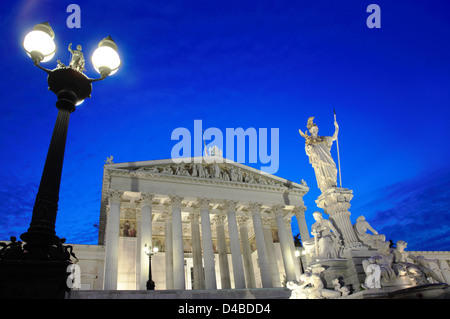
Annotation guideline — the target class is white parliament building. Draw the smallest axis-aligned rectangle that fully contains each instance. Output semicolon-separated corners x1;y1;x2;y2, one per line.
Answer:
74;155;312;292
59;152;450;299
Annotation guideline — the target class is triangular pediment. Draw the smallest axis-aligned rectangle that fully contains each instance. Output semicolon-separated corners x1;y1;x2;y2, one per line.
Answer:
105;156;308;192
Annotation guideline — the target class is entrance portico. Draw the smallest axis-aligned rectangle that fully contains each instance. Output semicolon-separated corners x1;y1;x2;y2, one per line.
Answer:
99;156;309;290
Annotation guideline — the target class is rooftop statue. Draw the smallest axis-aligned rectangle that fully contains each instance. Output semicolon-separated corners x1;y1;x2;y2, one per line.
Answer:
299;116;339;193
105;156;114;164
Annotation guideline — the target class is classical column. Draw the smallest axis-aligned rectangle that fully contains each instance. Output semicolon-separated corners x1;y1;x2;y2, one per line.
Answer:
224;200;246;289
249;202;272;288
237;215;256;288
261;215;281;287
104;190;122;290
137;193;153;290
135;209;142;290
199;198;217;289
189;211;204;289
294;206;310;243
161;209;174;289
273;205;296;282
316;188;362;249
214;213;231;289
170;195;185;289
284;211;301;279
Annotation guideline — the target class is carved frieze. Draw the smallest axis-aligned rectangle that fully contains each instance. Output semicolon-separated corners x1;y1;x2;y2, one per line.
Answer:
132;162;288;188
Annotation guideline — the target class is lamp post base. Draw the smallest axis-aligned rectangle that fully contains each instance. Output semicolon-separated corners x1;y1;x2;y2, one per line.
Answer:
146;280;155;290
0;260;71;299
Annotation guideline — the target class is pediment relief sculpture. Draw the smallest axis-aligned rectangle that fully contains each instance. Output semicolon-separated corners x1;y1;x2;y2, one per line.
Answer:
132;162;289;187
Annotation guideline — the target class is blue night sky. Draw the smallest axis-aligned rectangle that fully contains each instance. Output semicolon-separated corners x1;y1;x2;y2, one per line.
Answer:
1;1;449;252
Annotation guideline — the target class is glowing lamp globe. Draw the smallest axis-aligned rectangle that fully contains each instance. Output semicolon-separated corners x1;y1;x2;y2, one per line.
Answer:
91;36;121;77
144;244;150;255
23;22;56;63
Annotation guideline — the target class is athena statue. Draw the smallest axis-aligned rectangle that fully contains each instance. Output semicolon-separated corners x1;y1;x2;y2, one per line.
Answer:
299;117;339;193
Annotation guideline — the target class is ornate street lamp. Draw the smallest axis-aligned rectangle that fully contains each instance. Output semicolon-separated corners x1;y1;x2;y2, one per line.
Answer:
0;21;120;299
20;22;120;260
144;243;158;290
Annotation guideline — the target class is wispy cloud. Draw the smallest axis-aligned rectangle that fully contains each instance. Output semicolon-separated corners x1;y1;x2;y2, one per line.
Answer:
368;165;450;251
0;174;38;240
291;165;450;252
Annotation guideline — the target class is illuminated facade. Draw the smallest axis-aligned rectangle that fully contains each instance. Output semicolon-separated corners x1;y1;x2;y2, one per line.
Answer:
97;156;309;290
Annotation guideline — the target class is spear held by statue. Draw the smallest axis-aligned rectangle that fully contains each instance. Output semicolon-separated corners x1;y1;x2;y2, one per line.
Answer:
334;109;342;188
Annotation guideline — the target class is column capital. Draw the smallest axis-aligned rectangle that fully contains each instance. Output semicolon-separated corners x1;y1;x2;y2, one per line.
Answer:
261;216;275;227
212;213;226;225
293;206;306;216
169;195;184;207
108;190;124;203
197;198;211;209
316;187;353;209
272;204;285;216
283;215;293;226
138;193;154;206
236;215;250;226
222;200;238;212
248;202;262;213
188;212;201;224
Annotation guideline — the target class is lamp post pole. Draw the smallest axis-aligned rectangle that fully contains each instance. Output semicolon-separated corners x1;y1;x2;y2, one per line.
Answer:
0;22;121;299
147;252;155;290
17;23;120;261
144;243;158;290
21;71;91;261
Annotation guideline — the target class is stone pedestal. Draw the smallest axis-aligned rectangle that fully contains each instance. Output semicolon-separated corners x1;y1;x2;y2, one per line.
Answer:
343;248;378;292
316;187;362;250
346;283;450;299
309;259;348;289
305;249;384;294
388;283;450;299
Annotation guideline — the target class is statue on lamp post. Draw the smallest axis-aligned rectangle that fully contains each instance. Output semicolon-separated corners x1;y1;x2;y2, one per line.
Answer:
68;43;86;72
